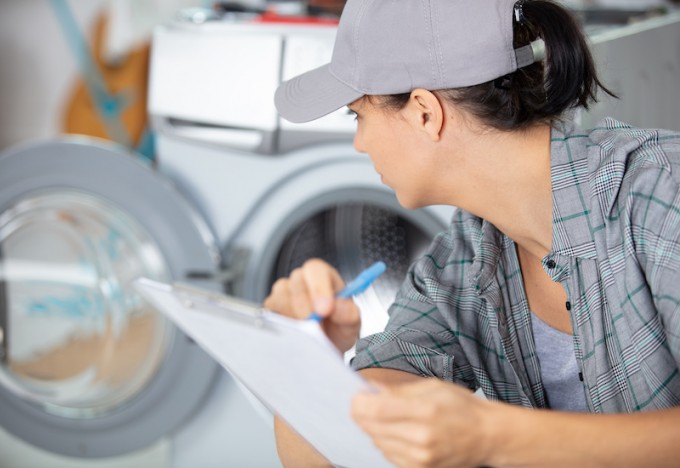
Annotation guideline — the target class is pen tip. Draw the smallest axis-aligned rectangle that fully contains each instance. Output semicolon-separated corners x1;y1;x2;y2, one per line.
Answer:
370;261;387;274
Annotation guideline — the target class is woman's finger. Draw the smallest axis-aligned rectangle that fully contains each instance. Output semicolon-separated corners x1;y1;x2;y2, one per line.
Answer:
352;390;422;423
329;297;360;325
288;267;314;319
357;419;424;444
263;278;292;315
302;258;345;318
322;300;361;352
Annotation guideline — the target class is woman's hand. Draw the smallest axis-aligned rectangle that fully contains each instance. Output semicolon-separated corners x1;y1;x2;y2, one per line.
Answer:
263;258;361;353
352;378;497;468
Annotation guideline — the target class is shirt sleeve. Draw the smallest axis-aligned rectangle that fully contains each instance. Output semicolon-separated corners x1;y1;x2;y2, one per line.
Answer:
626;141;680;368
645;183;680;363
350;234;477;390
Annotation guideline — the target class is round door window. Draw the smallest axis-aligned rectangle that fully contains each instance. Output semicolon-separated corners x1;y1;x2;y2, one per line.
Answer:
269;202;441;338
0;190;172;418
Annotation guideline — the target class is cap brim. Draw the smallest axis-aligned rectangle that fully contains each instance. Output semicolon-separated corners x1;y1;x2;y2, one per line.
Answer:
275;64;363;124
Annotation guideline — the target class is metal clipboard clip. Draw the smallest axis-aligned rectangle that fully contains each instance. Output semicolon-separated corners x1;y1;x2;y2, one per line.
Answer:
171;282;271;331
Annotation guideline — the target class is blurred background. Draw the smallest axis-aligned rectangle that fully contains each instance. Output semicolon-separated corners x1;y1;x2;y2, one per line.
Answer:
0;0;678;467
1;0;679;154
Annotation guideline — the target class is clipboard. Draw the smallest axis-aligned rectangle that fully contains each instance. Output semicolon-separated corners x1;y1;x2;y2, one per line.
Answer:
133;278;393;468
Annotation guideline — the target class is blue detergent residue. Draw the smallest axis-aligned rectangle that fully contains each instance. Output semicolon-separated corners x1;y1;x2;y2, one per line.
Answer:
27;286;104;319
25;228;122;319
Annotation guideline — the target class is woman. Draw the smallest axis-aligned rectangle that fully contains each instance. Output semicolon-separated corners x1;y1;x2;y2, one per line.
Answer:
266;0;680;466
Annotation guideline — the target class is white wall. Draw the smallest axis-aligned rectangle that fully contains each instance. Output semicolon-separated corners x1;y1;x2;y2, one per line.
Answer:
0;0;107;151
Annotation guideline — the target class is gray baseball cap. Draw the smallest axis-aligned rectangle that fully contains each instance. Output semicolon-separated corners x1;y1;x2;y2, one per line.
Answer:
275;0;545;123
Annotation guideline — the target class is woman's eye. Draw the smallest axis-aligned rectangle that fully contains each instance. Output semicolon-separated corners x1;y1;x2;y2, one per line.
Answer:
346;109;358;121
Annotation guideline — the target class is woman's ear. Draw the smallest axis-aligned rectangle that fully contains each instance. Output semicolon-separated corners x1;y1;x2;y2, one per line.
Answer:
405;89;444;141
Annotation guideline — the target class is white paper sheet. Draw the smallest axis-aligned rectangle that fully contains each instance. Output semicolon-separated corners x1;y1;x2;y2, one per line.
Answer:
134;278;393;468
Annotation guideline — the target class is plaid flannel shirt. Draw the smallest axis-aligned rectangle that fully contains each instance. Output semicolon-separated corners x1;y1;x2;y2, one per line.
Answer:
352;118;680;412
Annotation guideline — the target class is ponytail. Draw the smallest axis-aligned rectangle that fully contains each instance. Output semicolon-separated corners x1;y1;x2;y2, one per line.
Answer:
522;0;616;117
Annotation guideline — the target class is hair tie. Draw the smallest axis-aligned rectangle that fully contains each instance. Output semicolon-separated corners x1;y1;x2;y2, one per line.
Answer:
514;0;526;24
494;74;513;90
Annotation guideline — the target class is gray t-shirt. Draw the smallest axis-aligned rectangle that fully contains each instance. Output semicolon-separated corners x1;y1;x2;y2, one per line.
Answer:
531;313;587;412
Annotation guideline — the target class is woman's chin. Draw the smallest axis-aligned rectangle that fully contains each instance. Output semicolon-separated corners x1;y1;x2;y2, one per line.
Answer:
394;192;420;210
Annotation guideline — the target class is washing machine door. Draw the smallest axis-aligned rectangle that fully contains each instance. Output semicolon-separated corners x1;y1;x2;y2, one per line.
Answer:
0;139;220;458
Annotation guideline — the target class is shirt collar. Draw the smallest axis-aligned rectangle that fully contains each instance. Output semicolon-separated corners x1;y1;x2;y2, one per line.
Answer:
467;121;599;291
548;121;598;260
466;216;509;294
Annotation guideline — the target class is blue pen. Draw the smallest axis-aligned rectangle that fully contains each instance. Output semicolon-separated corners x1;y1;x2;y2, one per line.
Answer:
308;261;387;322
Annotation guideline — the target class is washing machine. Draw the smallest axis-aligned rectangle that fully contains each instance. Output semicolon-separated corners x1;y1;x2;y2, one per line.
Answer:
0;9;453;467
2;5;679;466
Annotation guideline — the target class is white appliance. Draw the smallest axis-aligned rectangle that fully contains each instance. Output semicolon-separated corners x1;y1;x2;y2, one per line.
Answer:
147;14;453;466
0;10;452;468
0;6;678;467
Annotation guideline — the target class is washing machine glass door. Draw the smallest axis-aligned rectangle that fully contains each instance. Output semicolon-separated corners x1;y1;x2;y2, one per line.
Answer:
0;139;220;458
0;190;170;417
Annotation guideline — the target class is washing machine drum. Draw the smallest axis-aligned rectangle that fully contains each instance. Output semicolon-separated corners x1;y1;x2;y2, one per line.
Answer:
271;204;435;320
0;139;219;457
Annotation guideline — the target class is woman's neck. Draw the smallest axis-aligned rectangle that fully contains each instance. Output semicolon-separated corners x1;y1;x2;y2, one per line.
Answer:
444;123;554;258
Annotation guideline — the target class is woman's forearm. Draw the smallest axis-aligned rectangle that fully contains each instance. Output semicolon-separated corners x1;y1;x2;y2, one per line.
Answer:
488;404;680;467
274;416;331;467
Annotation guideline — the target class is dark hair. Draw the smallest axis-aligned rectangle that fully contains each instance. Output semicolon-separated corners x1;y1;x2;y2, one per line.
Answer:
379;0;617;130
